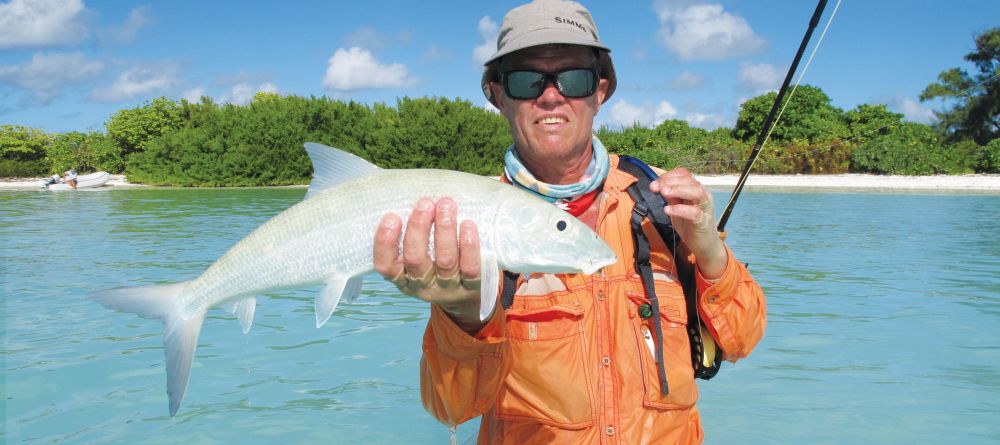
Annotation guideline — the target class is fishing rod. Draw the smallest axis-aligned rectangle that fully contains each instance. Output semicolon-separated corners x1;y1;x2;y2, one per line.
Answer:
716;0;833;232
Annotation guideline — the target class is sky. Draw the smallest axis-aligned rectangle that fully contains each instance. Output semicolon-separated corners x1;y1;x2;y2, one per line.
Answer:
1;0;997;135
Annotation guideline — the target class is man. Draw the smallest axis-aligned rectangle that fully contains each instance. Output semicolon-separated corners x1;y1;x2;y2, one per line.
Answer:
63;169;78;189
373;0;766;443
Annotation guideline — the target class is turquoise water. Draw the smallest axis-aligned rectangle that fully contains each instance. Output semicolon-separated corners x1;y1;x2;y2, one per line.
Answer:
2;187;999;444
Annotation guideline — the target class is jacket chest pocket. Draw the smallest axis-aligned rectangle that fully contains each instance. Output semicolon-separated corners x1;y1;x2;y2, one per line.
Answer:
496;303;595;429
626;281;699;409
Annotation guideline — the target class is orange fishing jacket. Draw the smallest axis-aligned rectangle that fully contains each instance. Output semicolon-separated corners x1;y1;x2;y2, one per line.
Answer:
420;155;767;444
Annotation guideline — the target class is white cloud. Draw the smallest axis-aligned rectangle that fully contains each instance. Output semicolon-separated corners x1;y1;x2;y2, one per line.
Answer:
322;47;415;91
884;96;936;124
0;0;89;49
738;62;783;93
182;87;205;102
99;6;150;43
91;66;175;102
654;0;766;60
685;112;728;130
0;51;103;103
607;99;679;128
483;100;499;114
220;82;278;105
473;16;499;65
670;71;705;90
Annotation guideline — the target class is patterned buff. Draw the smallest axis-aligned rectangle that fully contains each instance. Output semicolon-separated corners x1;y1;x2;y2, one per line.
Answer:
504;136;610;216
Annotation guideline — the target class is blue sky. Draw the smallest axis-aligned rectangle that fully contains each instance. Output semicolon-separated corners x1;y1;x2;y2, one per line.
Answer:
1;0;997;135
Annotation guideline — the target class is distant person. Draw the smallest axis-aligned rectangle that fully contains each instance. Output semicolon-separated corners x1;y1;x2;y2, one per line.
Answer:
43;174;62;187
372;0;766;443
64;169;78;189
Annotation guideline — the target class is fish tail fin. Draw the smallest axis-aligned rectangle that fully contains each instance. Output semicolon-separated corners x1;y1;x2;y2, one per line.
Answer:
89;281;203;416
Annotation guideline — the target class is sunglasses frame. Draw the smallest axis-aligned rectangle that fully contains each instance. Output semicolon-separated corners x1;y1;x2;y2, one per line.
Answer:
501;67;599;101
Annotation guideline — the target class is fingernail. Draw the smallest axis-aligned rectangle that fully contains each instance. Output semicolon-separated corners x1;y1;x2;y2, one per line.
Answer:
379;214;399;228
417;199;433;211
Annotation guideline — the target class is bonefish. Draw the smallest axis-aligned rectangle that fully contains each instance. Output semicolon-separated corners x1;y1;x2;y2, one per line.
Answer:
90;142;617;416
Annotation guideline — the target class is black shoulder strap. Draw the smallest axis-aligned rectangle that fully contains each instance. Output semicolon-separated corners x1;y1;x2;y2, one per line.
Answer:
620;156;722;381
499;156;722;384
500;271;519;311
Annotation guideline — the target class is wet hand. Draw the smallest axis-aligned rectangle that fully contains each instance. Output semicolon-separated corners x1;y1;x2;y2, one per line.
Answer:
373;197;487;332
649;168;727;279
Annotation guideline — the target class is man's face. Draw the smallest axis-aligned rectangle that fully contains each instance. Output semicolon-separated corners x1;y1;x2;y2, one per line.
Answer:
491;45;609;179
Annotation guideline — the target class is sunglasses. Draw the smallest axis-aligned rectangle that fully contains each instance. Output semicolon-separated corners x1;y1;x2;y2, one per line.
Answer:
502;68;598;100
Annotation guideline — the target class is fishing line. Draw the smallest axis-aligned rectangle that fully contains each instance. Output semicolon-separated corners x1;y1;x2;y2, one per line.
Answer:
716;0;841;232
751;0;842;175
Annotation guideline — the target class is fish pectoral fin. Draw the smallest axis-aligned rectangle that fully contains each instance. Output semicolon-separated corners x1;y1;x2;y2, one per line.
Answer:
479;252;499;321
230;297;256;334
303;143;381;200
315;275;363;328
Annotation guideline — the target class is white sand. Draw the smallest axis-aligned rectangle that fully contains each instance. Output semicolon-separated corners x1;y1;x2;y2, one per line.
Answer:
3;173;999;192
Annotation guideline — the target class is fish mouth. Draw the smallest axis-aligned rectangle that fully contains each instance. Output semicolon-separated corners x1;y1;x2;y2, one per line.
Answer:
580;254;618;275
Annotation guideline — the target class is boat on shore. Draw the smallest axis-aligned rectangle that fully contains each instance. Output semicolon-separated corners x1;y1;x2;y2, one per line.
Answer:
44;171;111;190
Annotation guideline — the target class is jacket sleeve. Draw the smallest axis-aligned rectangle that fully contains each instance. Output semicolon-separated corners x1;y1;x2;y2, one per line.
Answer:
420;303;512;426
693;244;767;361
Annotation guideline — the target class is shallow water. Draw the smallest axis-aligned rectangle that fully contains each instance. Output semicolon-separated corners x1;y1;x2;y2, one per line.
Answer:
2;187;998;444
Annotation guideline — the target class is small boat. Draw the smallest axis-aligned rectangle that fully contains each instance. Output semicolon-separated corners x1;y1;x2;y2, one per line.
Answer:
44;171;111;190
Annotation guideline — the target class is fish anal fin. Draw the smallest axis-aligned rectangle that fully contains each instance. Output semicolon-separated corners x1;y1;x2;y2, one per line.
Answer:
315;275;363;328
230;297;256;334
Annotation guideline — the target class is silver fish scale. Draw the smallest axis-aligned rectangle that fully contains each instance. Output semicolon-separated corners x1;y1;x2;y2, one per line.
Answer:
178;169;508;318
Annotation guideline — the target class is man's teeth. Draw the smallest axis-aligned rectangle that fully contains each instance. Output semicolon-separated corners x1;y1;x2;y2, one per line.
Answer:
539;117;566;124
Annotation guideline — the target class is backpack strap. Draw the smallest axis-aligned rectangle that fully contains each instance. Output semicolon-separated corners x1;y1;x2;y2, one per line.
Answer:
500;271;519;311
619;156;722;381
498;156;722;387
626;185;671;394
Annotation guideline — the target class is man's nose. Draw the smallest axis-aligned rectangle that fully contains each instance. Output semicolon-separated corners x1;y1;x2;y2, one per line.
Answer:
536;81;565;104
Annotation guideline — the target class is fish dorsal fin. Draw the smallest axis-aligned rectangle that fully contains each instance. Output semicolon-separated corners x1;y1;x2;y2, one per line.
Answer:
303;142;381;200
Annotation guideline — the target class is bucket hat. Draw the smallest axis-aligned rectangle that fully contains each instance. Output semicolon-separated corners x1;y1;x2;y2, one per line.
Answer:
482;0;616;106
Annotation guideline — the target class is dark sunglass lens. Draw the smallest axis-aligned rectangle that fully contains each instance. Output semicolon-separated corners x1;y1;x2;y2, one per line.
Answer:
556;69;595;98
506;71;546;99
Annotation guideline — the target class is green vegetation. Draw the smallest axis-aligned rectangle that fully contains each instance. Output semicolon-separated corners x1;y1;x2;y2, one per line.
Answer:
920;27;999;145
0;125;50;177
125;96;512;186
3;28;997;184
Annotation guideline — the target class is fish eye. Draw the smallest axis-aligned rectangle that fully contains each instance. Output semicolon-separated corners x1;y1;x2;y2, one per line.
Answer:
556;220;567;231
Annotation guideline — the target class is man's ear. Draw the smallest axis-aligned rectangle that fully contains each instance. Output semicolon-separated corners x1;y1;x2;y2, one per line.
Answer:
489;82;505;112
595;77;610;109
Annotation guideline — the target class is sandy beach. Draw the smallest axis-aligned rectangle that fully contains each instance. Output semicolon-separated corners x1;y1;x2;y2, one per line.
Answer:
3;173;1000;192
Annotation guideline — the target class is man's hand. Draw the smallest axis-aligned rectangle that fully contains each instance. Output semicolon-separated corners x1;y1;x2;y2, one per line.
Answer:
649;168;728;280
373;197;488;333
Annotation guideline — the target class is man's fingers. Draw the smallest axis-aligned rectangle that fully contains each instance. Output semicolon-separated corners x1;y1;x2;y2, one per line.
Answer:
402;198;435;278
373;213;404;280
433;198;460;279
458;220;481;284
650;169;709;206
664;203;707;224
